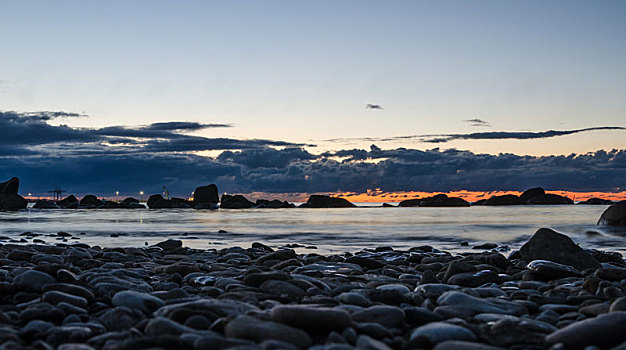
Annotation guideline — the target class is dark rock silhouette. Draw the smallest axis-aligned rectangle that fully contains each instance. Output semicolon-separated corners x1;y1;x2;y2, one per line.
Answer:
520;228;600;270
194;202;219;210
0;177;27;211
33;200;60;209
578;198;613;205
306;195;354;208
120;197;146;209
597;200;626;226
482;194;525;206
382;203;395;207
102;201;120;209
221;194;254;209
527;193;573;205
519;187;545;203
398;199;421;207
57;195;79;209
193;184;219;205
255;199;294;209
79;195;103;208
419;194;470;207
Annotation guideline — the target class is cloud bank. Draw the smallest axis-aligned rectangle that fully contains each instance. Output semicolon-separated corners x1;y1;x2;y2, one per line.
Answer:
0;111;625;196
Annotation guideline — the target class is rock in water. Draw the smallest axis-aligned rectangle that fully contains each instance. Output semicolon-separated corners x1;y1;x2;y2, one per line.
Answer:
57;195;79;208
419;194;470;207
482;195;525;205
79;195;103;207
193;184;219;204
519;228;600;270
545;312;626;349
33;200;60;209
0;177;27;211
527;193;573;205
597;200;626;226
579;197;612;205
398;198;422;207
306;195;354;208
220;194;254;209
519;187;545;203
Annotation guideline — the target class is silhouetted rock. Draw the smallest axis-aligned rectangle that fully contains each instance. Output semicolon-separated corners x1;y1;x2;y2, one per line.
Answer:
57;195;79;209
33;200;60;209
382;203;395;207
519;228;600;270
194;202;219;210
79;195;103;208
0;177;27;211
419;194;470;207
102;201;120;209
597;200;626;226
472;199;487;205
519;187;545;203
398;199;421;207
221;194;254;209
527;193;573;205
147;194;172;209
306;195;354;208
193;184;219;204
578;198;613;205
482;194;524;206
0;177;20;195
171;198;191;208
120;197;146;209
255;199;294;208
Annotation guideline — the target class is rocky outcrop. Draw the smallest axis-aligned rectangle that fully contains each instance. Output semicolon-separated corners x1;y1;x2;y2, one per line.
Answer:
519;228;601;270
597;200;626;226
147;195;190;209
481;194;525;206
578;198;612;205
419;194;470;207
306;195;354;208
519;187;545;203
120;197;146;209
527;193;573;205
221;194;255;209
193;184;219;205
0;177;27;211
79;195;103;208
255;199;294;209
33;200;60;209
398;199;422;207
56;195;79;209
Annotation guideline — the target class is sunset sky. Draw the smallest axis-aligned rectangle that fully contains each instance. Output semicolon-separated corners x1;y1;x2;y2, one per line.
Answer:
1;1;625;197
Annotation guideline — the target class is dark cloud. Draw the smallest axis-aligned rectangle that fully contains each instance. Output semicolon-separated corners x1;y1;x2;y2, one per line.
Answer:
144;121;231;131
325;126;626;144
464;118;491;127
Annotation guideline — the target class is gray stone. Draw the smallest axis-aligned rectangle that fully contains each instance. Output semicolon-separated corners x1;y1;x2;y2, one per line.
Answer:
352;305;405;328
224;315;312;348
13;270;57;292
610;297;626;312
97;307;144;331
111;290;164;314
42;291;88;308
355;335;393;350
597;200;626;226
270;305;352;332
545;312;626;349
527;260;582;279
337;292;372;306
433;340;505;350
437;291;525;315
19;320;55;340
410;322;476;344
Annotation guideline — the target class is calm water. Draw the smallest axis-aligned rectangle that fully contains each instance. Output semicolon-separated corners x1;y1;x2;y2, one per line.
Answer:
1;204;625;254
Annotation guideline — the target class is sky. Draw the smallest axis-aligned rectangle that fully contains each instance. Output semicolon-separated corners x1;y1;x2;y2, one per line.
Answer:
0;1;625;197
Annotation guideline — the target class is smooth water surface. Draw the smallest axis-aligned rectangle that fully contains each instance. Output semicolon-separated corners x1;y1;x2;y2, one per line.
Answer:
1;205;624;254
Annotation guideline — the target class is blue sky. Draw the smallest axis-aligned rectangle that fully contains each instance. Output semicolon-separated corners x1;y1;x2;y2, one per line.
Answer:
0;1;625;195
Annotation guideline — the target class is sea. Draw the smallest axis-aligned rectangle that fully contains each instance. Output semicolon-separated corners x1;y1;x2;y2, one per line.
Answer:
1;204;625;255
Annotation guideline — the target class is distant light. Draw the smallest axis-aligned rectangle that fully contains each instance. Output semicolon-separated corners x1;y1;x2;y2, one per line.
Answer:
139;191;144;195
28;193;32;196
116;191;119;196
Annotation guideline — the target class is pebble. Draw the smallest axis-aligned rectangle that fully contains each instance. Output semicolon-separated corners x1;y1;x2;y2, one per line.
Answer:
13;270;57;292
270;305;352;332
224;315;313;348
410;322;477;344
111;290;165;314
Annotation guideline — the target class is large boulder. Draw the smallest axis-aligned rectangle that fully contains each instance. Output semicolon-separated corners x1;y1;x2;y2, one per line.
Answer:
519;228;600;271
221;194;254;209
0;177;27;211
306;195;354;208
419;194;470;207
120;197;146;209
527;193;573;205
0;177;20;195
519;187;545;203
597;200;626;226
398;199;422;207
57;195;79;209
255;199;293;209
193;184;219;204
578;198;612;205
482;195;525;206
33;200;60;209
79;195;103;208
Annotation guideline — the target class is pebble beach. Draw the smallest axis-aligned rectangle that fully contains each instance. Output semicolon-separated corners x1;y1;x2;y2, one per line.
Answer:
1;227;626;350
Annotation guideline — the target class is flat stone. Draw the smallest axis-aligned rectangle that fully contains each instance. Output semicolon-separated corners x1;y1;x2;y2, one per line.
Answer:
527;260;582;279
355;335;393;350
111;290;164;314
446;270;499;287
13;270;57;292
271;305;352;332
433;340;505;350
224;315;312;348
337;292;372;306
352;305;405;328
610;297;626;312
437;291;526;315
410;322;476;344
545;312;626;349
42;291;88;308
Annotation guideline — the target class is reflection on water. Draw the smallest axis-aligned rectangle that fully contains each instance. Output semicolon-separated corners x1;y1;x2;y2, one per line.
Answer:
1;205;624;254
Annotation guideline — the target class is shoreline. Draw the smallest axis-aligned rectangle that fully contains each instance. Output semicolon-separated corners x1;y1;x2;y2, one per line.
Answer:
1;228;625;349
